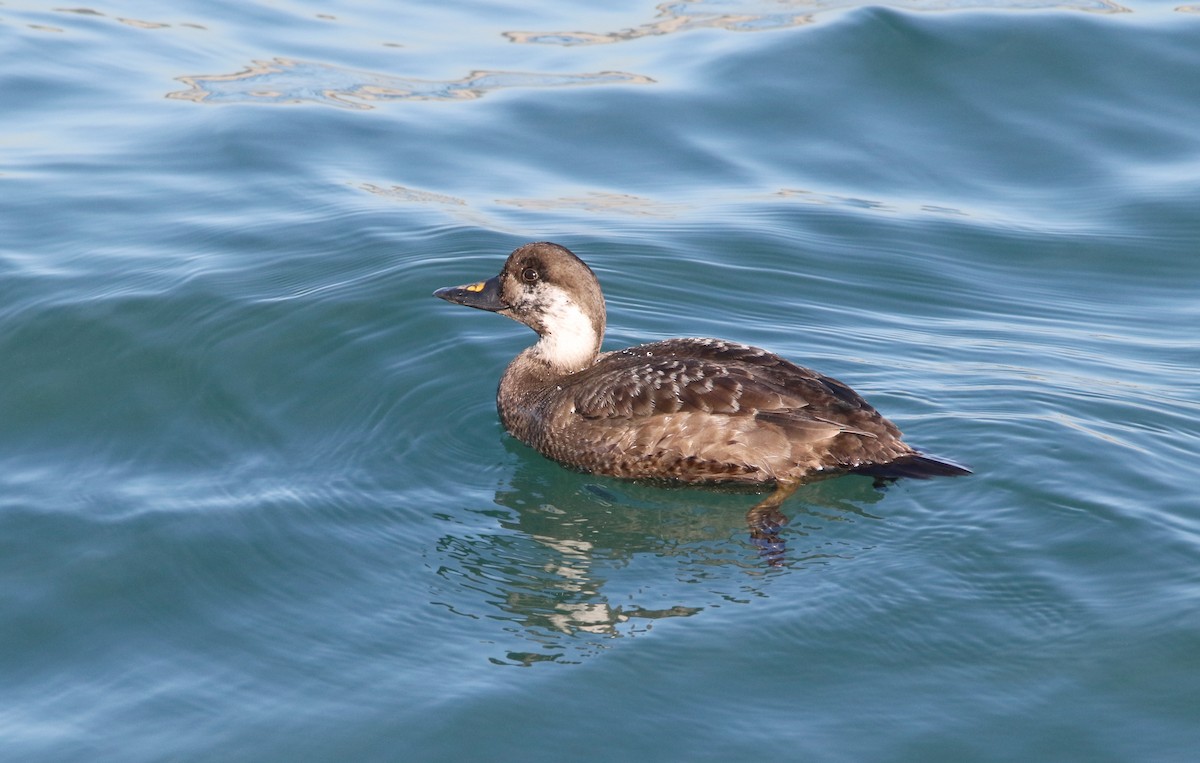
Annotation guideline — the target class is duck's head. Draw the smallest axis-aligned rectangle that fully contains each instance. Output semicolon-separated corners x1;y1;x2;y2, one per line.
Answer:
434;242;607;373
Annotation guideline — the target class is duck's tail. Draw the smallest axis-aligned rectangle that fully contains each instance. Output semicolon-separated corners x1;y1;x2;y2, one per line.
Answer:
850;453;972;481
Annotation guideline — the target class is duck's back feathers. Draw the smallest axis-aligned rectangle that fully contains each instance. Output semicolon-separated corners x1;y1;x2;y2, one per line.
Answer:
518;338;920;484
571;338;888;435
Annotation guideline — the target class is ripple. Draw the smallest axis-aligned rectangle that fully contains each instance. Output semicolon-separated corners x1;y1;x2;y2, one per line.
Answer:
168;58;653;109
495;192;688;217
49;6;203;30
505;0;1130;46
357;183;467;207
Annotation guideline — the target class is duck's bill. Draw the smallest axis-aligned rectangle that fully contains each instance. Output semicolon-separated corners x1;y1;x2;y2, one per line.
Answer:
433;275;507;312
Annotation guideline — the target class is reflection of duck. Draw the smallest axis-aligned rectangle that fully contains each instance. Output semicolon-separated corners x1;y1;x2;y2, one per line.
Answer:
439;451;883;664
435;242;968;543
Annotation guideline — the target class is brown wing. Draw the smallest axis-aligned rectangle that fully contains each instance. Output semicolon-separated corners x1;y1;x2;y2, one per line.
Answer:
569;338;889;440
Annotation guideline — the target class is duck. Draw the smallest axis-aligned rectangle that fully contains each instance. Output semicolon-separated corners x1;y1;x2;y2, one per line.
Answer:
434;242;969;541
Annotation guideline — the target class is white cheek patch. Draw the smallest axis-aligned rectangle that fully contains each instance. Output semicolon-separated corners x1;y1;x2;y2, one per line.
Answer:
534;285;599;371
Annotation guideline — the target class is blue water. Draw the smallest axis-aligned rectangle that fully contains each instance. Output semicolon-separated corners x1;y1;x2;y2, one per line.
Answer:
3;1;1199;760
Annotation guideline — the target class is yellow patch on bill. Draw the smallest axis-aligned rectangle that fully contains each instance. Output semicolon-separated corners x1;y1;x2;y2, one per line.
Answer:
464;281;486;292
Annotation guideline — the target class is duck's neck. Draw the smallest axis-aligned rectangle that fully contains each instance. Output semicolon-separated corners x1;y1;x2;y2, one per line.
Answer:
528;291;603;374
498;340;595;446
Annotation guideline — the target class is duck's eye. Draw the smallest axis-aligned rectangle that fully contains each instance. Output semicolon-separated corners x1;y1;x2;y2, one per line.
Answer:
521;267;539;283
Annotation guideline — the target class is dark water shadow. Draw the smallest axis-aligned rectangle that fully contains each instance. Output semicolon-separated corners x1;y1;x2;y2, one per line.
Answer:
430;443;886;665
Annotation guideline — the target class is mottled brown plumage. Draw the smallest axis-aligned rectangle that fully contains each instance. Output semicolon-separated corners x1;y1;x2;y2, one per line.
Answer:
434;242;968;505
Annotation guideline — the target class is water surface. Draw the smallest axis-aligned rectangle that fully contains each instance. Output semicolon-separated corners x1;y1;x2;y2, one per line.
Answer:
2;1;1199;761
